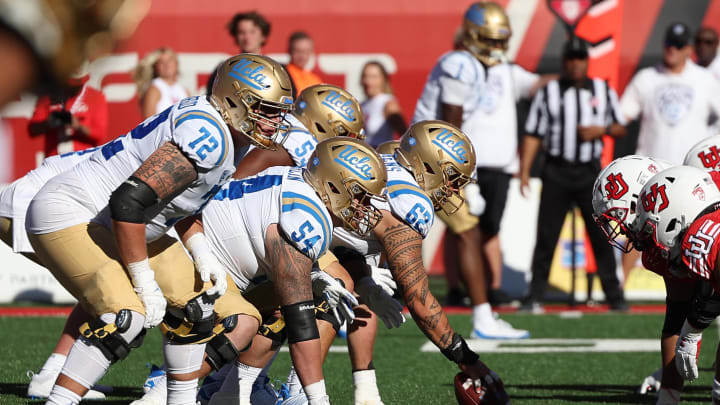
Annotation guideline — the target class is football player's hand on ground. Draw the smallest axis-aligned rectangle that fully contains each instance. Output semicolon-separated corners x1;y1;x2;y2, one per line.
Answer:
637;367;662;394
459;359;505;395
355;276;405;329
675;320;703;381
311;270;358;325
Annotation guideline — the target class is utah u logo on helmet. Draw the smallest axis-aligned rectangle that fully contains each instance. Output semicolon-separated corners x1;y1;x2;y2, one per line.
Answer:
641;183;669;213
604;173;629;200
697;146;720;169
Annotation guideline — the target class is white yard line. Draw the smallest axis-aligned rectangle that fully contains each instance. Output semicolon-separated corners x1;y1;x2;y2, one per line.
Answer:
421;338;659;353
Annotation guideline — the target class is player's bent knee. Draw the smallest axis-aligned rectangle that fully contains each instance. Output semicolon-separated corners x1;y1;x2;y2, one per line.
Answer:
203;314;255;371
79;309;146;363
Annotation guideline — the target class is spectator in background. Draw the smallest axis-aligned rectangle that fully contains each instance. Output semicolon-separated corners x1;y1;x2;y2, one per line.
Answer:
28;64;109;158
519;38;628;313
285;31;322;96
360;61;407;147
694;27;720;79
205;11;271;94
621;22;720;164
132;47;188;119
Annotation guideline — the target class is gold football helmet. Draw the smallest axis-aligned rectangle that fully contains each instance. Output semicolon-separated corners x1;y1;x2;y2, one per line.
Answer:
376;140;400;155
396;120;476;215
461;2;511;66
294;84;365;141
304;137;388;236
210;54;294;150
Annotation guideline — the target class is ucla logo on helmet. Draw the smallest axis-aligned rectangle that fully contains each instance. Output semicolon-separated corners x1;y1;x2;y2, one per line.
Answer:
465;4;485;25
229;58;271;91
321;90;356;121
334;145;373;180
431;128;468;164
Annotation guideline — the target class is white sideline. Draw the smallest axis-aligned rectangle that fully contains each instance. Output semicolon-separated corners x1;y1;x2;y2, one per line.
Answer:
421;338;660;353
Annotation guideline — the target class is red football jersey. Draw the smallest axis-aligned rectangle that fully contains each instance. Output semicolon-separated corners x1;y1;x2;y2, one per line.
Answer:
681;210;720;281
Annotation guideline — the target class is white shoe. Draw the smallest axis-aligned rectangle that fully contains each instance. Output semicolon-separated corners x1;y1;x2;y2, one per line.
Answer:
130;373;167;405
470;317;530;340
27;370;107;400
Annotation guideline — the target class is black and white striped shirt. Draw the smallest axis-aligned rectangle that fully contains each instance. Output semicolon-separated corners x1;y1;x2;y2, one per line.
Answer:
525;78;625;163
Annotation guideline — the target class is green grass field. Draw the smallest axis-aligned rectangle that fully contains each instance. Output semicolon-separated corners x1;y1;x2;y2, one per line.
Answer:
1;309;718;405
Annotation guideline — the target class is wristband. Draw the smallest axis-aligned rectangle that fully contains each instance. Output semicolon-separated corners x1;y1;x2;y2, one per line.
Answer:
440;333;479;365
127;258;155;287
185;232;213;260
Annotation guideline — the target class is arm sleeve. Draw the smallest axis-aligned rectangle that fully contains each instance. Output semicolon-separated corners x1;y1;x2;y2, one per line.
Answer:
512;64;540;101
524;88;547;138
681;214;720;281
620;75;643;122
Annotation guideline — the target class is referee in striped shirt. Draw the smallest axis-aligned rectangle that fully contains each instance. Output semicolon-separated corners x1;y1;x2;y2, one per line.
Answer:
519;37;628;312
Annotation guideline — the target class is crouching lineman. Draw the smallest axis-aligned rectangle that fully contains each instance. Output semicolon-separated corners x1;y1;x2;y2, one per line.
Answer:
150;137;387;405
0;147;114;399
629;165;720;404
283;120;509;404
24;53;294;405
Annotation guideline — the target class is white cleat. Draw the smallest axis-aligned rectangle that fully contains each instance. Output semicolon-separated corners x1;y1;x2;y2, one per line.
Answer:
130;373;167;405
470;317;530;340
27;370;107;400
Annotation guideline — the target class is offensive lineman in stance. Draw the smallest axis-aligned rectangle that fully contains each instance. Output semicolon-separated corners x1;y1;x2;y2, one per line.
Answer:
24;54;295;405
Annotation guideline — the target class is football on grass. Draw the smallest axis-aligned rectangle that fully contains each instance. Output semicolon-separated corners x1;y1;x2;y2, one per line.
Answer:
454;372;510;405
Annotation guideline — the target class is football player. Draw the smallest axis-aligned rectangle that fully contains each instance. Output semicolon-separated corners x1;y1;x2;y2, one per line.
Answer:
413;1;540;336
24;53;294;405
139;137;387;405
285;120;508;404
629;165;720;404
0;147;113;399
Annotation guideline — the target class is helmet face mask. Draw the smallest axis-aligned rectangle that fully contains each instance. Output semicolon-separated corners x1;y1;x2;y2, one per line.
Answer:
304;138;388;237
591;155;672;253
211;54;294;150
295;84;365;141
397;121;476;216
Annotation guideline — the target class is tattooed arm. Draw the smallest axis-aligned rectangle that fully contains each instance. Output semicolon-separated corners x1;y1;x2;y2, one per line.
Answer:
375;211;453;349
376;210;504;390
264;223;324;387
113;141;198;265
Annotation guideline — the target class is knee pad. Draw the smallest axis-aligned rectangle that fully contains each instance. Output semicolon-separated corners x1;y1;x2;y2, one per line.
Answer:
258;314;287;349
78;309;145;363
205;333;241;372
161;293;218;344
688;281;720;330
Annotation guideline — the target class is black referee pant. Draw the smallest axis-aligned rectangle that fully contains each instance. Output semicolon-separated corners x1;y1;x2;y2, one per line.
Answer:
528;159;624;304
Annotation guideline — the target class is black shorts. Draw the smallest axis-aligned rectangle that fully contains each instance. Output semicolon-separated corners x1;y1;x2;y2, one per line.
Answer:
476;168;511;237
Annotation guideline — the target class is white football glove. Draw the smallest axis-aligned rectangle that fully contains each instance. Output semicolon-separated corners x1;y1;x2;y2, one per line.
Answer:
127;259;167;328
675;320;703;381
464;183;486;217
311;271;358;325
186;233;227;297
369;265;397;296
638;367;662;395
355;276;405;329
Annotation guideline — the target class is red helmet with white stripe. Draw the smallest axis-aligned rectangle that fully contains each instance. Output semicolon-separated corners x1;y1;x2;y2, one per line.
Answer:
630;166;720;261
592;155;672;252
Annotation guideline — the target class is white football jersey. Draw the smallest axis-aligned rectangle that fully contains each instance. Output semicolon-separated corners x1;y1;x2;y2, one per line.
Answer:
621;61;720;164
0;147;99;252
244;113;317;168
331;154;435;265
27;96;243;241
202;166;333;290
412;50;537;173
